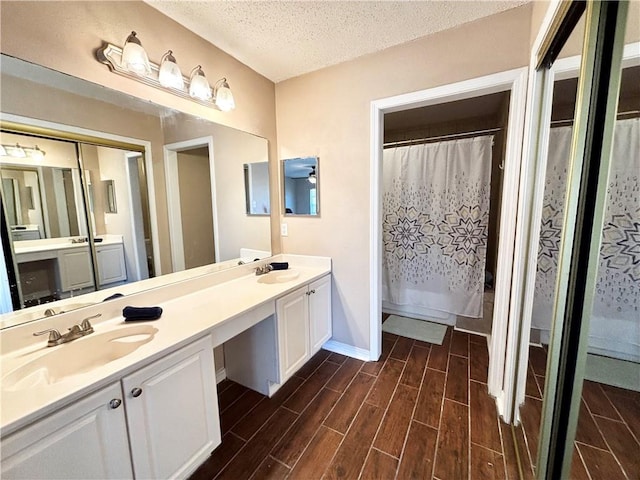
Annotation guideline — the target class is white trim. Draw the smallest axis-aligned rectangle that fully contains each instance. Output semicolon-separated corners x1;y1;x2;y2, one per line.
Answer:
0;112;161;276
215;367;227;384
370;67;529;419
164;149;185;272
511;40;640;423
322;339;371;362
125;151;145;282
162;136;220;272
487;68;528;421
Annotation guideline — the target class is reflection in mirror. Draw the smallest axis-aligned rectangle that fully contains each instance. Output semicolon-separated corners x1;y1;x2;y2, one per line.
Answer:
0;54;271;326
244;162;270;215
0;132;155;309
283;157;319;216
104;180;117;214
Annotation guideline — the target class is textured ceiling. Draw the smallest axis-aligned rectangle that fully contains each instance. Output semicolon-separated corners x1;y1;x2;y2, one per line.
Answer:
144;1;530;83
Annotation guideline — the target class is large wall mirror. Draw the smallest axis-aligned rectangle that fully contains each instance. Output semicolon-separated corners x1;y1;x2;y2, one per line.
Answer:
282;156;319;216
0;54;271;327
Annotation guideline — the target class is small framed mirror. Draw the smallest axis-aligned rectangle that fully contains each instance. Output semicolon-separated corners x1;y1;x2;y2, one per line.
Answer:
282;156;319;216
103;179;117;213
243;162;270;215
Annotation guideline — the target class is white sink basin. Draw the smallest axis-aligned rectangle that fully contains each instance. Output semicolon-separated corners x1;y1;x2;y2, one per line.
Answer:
2;324;158;391
257;269;300;284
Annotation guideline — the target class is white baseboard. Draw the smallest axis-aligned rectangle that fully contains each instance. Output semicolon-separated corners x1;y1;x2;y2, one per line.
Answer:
323;339;372;361
216;367;227;384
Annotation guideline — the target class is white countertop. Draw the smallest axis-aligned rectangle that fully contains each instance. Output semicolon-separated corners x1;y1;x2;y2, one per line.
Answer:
0;255;331;436
13;235;123;255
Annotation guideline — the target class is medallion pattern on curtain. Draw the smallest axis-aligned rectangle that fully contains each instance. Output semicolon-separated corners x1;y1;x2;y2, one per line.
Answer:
532;119;639;360
382;136;493;318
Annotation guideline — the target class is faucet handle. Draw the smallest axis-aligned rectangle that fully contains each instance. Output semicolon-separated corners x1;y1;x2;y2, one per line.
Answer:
80;314;101;334
33;328;62;346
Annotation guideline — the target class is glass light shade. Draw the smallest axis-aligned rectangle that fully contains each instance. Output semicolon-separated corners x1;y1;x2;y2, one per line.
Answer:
158;51;184;90
189;66;212;101
121;31;151;76
10;144;26;158
29;146;45;162
214;79;236;111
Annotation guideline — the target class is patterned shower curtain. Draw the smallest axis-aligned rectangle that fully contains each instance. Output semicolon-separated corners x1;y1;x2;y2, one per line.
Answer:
382;136;493;318
532;119;639;360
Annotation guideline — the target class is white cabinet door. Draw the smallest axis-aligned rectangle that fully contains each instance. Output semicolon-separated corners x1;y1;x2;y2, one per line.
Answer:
96;243;127;286
309;275;332;353
1;383;132;480
122;335;220;479
276;285;310;382
58;247;94;291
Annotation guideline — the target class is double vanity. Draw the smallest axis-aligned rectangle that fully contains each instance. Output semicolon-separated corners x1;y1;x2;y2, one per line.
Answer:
0;254;332;479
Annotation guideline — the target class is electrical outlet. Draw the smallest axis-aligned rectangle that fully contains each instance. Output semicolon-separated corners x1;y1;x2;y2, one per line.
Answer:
281;223;288;236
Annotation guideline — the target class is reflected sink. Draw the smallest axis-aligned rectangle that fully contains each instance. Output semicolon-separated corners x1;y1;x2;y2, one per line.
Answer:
2;324;158;391
257;269;300;284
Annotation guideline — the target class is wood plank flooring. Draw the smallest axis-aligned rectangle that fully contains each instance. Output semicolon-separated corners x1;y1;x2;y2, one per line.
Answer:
521;345;640;480
190;327;518;480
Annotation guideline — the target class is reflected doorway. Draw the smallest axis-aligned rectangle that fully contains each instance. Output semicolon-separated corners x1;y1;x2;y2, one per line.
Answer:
164;137;217;272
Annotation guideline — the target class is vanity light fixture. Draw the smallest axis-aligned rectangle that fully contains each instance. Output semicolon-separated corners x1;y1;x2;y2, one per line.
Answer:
96;32;235;111
120;31;151;76
0;144;46;160
189;65;212;101
214;78;236;111
158;50;184;90
308;166;317;184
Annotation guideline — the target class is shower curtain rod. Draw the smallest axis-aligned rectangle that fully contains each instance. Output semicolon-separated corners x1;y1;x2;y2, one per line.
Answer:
383;127;502;148
550;109;640;126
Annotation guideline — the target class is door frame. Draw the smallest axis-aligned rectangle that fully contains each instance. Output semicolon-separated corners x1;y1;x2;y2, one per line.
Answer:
163;137;219;272
369;67;528;420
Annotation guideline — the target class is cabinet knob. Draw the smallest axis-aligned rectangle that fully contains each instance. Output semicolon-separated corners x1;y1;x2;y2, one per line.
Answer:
109;398;122;409
131;387;143;398
310;289;316;294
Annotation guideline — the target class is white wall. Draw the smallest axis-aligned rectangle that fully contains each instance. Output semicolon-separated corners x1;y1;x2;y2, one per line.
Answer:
275;5;533;351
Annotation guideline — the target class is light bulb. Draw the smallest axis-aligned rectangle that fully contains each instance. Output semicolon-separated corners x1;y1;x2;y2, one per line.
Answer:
214;78;235;111
189;66;212;101
10;144;26;158
158;50;184;90
121;31;151;76
29;146;46;162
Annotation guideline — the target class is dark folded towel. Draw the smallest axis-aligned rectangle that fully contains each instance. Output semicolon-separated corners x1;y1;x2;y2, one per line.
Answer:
270;262;289;271
123;306;163;321
103;293;124;302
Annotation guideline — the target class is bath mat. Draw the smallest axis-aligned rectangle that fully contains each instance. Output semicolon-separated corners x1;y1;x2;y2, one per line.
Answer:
585;354;640;392
382;315;447;345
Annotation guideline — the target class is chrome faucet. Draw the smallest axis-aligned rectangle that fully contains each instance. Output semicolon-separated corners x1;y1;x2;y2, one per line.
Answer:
33;314;101;347
255;264;273;276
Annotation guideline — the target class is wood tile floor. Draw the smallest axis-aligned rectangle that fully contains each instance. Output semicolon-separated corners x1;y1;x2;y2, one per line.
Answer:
519;345;640;480
190;327;521;480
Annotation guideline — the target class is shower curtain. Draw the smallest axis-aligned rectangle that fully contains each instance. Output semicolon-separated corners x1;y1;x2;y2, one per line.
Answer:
532;118;640;361
382;136;493;319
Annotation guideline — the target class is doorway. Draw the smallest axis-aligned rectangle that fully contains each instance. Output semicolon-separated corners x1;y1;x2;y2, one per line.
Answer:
370;68;528;420
164;137;218;272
